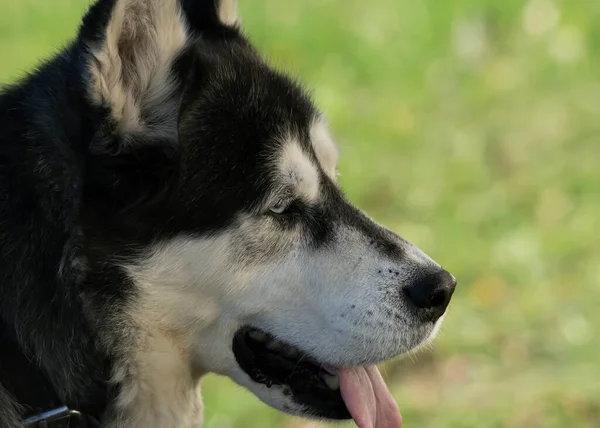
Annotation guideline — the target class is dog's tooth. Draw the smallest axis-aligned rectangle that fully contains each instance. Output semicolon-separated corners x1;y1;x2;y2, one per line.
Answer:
266;340;283;352
321;373;340;390
248;331;268;342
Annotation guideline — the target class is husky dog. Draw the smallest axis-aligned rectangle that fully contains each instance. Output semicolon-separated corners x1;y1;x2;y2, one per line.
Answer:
0;1;456;427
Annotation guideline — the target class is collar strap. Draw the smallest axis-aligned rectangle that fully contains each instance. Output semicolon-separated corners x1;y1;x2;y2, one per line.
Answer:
24;406;100;428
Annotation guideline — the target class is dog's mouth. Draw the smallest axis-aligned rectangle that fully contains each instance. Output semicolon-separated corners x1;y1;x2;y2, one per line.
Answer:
232;327;403;427
232;327;350;419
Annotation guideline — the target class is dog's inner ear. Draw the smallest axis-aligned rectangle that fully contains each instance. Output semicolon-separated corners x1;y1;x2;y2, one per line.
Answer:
87;0;189;141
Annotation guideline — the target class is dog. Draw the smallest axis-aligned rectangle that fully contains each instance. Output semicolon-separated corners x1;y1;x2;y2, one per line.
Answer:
0;1;456;427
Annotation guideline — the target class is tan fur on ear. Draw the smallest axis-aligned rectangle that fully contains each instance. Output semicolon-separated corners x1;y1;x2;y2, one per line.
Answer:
218;0;238;26
88;0;188;133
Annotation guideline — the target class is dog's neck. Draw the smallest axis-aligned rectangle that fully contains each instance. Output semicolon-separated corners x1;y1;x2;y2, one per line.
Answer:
104;324;205;428
80;240;224;427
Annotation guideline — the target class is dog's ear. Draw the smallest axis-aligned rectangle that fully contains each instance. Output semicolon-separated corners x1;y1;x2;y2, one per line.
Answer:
181;0;240;34
85;0;189;144
81;0;240;210
83;0;241;153
81;0;193;211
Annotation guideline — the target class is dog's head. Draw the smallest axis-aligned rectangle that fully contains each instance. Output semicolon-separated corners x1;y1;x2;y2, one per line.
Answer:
81;0;456;422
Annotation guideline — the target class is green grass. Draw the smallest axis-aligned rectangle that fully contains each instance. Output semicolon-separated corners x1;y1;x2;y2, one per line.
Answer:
2;0;598;427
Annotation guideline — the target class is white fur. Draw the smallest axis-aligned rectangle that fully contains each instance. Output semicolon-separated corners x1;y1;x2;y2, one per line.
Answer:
107;329;203;428
277;140;320;202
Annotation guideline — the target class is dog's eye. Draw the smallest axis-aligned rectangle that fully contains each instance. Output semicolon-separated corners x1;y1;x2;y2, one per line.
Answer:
269;203;288;215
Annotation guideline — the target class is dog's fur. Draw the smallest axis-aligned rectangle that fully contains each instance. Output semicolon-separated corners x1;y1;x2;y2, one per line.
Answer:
0;1;455;427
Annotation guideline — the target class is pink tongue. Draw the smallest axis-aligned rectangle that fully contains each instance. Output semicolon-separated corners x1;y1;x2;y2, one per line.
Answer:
336;366;402;428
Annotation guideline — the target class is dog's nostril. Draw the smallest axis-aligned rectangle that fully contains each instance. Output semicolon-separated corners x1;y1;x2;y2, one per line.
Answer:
430;288;448;309
404;269;456;320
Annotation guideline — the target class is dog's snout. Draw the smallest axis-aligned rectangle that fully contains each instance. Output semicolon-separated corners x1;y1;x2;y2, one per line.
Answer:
404;269;456;320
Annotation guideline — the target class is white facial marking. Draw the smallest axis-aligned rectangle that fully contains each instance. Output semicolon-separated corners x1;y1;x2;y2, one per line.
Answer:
310;118;339;180
278;141;320;202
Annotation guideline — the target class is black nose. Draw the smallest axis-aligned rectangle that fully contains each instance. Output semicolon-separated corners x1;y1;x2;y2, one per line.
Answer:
404;269;456;320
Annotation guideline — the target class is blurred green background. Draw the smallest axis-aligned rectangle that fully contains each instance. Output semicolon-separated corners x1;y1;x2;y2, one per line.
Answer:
1;0;598;427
